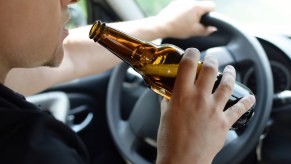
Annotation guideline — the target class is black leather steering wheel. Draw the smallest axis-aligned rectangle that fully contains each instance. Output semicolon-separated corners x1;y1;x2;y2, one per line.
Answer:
106;12;273;164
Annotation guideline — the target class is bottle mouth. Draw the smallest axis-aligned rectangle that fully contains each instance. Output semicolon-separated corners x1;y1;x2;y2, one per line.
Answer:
89;20;105;42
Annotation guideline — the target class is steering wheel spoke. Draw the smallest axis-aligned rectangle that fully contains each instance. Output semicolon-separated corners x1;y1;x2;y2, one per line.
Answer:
120;121;141;151
202;46;235;72
227;41;260;65
128;89;160;140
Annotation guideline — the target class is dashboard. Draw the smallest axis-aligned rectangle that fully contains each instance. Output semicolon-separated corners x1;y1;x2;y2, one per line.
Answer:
243;35;291;94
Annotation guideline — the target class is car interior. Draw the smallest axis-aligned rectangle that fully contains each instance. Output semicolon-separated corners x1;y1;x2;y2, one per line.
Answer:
27;0;291;163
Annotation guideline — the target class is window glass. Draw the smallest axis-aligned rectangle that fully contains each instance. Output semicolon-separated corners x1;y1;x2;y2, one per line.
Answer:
135;0;172;16
66;0;88;29
135;0;291;34
213;0;291;33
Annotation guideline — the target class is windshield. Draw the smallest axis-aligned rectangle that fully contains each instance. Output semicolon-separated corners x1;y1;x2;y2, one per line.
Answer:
214;0;291;34
135;0;291;35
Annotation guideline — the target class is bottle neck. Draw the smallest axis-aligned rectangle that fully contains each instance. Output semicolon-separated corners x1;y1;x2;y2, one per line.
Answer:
89;20;155;67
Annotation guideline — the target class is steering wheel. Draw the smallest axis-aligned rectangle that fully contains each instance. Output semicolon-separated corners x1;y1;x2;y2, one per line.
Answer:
106;12;273;164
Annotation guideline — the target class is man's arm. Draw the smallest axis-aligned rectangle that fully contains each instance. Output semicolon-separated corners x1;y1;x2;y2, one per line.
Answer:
5;1;215;96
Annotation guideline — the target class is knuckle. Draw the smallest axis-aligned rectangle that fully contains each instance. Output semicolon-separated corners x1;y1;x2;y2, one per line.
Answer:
173;90;195;106
218;120;228;130
209;110;228;130
231;102;247;118
219;81;233;95
241;97;251;110
197;94;208;106
235;106;244;118
192;4;204;13
192;5;201;11
223;66;236;79
190;93;208;111
180;56;195;68
245;96;255;107
202;57;218;73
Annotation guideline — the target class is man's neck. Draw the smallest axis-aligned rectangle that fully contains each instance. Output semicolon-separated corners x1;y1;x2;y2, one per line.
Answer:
0;72;7;85
0;60;10;85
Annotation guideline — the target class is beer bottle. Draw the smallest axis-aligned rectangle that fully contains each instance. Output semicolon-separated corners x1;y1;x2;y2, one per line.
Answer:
89;20;255;130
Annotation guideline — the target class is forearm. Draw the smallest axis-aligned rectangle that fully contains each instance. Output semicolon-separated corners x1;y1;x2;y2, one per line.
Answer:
58;17;166;82
109;16;167;41
62;17;167;78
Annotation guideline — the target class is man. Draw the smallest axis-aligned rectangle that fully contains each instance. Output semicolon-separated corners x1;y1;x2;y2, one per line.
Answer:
0;0;255;163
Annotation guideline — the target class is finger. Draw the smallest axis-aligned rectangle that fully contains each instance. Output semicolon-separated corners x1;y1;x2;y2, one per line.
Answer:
195;1;216;36
173;48;200;93
225;95;256;126
160;98;169;117
161;98;169;111
195;55;218;93
213;65;236;108
192;24;217;37
201;26;217;36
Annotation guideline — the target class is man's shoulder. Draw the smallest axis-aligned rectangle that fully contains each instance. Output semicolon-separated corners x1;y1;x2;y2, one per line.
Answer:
0;108;90;164
0;84;40;111
0;85;90;163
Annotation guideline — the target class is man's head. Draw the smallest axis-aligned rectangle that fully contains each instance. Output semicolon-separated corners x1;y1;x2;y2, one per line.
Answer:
0;0;77;81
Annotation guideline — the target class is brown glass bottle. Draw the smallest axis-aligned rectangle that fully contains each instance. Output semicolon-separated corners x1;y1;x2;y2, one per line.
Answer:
89;20;255;130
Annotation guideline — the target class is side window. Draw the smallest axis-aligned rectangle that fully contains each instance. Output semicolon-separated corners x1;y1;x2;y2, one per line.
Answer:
66;0;88;29
135;0;172;16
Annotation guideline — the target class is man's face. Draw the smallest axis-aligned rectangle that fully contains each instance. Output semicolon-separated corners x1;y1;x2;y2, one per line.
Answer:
0;0;75;69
